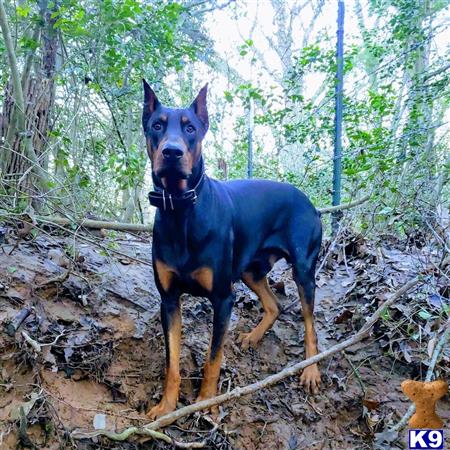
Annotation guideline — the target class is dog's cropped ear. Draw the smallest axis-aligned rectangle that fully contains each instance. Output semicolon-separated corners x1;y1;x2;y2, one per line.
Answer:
143;79;160;112
142;79;160;131
190;84;209;132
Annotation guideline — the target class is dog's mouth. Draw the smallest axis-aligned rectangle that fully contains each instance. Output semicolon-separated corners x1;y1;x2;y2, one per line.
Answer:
160;176;188;194
154;167;191;194
154;165;190;180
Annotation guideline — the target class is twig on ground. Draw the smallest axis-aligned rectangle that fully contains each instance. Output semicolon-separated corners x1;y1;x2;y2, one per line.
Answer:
40;331;68;348
35;269;70;288
70;427;207;448
21;331;42;353
27;217;153;267
21;330;67;353
71;274;422;442
343;352;366;395
72;427;172;443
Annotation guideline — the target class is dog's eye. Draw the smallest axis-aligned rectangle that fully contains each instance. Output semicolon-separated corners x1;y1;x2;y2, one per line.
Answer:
152;122;162;131
186;125;195;134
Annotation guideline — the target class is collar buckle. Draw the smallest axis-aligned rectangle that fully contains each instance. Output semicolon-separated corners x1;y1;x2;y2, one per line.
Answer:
148;172;205;211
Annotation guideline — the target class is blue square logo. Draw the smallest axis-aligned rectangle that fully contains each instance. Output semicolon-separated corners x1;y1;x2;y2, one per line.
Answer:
409;430;444;449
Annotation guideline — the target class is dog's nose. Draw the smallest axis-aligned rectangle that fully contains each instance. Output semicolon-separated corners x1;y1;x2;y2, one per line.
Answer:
162;146;184;160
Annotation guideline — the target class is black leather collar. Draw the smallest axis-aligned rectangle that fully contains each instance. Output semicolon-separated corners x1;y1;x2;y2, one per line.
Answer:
148;172;205;211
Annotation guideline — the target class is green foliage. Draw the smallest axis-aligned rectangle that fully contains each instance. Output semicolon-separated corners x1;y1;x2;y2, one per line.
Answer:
6;0;211;217
0;0;447;232
103;144;147;190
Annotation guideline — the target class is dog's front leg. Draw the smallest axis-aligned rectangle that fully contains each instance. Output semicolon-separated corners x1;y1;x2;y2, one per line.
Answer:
197;292;235;402
147;294;181;419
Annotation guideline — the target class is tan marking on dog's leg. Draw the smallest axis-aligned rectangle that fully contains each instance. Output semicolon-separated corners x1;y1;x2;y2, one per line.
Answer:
147;303;181;419
240;273;279;350
191;267;213;292
197;345;223;404
298;285;321;394
155;260;177;292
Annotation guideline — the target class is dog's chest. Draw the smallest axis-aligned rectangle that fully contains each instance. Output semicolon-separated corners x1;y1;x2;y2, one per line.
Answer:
154;258;214;294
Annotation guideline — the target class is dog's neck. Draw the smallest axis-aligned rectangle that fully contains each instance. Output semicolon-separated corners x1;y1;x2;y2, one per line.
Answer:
149;156;208;217
151;156;210;258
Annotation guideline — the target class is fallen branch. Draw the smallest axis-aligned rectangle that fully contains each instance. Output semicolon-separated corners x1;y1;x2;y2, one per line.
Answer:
31;217;153;267
71;426;207;448
21;195;372;233
21;330;67;353
318;194;371;214
36;216;152;232
72;427;171;444
71;275;421;442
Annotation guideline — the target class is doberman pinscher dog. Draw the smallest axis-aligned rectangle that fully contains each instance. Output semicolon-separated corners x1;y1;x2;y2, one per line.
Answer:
142;80;322;419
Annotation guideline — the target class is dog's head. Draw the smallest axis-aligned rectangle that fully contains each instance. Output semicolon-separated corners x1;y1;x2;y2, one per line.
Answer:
142;80;208;193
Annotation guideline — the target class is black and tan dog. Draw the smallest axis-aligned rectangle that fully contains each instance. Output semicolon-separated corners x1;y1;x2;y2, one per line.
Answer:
143;81;322;419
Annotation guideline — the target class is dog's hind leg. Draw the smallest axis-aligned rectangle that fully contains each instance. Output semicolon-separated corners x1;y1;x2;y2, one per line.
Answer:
294;271;321;394
290;212;322;394
239;273;279;350
291;232;322;394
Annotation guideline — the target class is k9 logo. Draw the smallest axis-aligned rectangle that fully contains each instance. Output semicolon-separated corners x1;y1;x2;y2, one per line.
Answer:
409;430;444;449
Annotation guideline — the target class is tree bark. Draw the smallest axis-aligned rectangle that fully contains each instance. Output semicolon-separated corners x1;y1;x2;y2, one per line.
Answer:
0;0;44;187
0;0;58;196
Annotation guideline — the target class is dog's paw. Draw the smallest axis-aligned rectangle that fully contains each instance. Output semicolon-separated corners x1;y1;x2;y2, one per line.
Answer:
196;394;219;416
238;332;260;350
146;399;176;420
299;364;321;395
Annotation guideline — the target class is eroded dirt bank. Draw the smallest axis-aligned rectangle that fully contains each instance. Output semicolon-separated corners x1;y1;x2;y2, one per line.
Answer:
0;228;448;449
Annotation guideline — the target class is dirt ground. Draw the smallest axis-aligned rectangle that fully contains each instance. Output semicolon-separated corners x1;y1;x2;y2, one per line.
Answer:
0;226;448;449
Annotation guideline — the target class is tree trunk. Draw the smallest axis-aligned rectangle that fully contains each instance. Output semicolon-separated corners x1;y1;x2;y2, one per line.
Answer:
0;0;58;198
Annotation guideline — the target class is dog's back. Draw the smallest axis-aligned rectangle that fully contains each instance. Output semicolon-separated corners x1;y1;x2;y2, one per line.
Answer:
209;178;322;280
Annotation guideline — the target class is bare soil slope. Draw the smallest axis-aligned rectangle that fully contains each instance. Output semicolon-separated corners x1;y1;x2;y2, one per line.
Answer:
0;229;448;449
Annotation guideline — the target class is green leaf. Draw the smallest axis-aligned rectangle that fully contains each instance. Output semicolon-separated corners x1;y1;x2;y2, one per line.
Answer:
380;307;391;321
17;4;31;17
418;310;432;320
224;91;233;102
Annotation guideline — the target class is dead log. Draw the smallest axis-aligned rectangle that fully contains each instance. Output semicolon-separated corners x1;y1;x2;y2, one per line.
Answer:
36;216;151;232
31;194;371;233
